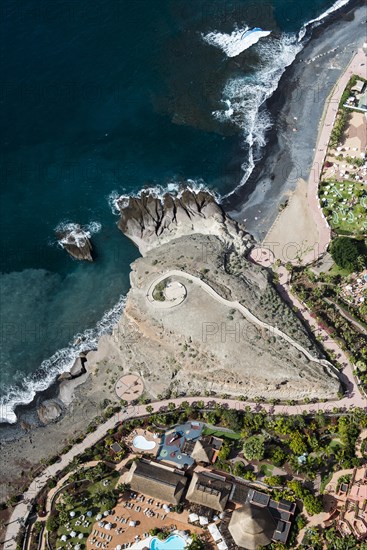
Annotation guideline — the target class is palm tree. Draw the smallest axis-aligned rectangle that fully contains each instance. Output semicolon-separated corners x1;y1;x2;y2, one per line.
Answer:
69;456;81;472
117;483;129;494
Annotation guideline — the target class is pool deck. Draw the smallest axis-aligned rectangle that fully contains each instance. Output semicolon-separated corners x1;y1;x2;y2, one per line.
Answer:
127;428;160;457
157;422;204;469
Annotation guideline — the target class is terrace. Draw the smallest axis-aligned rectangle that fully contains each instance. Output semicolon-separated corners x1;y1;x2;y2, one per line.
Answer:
320;106;367;234
86;492;212;549
126;429;160;457
340;269;367;308
324;466;367;541
156;421;204;469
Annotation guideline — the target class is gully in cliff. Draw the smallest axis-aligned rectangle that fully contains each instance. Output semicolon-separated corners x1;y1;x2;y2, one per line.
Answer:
116;187;253;256
56;223;94;261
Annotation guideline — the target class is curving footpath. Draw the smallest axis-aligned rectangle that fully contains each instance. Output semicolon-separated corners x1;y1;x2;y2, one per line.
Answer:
3;271;367;549
147;269;336;369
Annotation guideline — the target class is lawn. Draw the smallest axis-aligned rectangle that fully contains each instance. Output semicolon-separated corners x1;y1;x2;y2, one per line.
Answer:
202;426;242;440
55;470;120;548
328;262;354;278
258;463;274;476
328;438;343;451
320;179;367;235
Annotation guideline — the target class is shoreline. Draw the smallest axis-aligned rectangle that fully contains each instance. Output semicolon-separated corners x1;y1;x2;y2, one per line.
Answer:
0;0;365;452
225;0;366;241
261;47;367;265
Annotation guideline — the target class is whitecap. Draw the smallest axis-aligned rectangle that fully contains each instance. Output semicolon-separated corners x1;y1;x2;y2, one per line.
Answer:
85;221;102;235
299;0;351;40
109;179;220;214
202;26;271;58
215;33;303;198
0;294;127;424
55;221;101;249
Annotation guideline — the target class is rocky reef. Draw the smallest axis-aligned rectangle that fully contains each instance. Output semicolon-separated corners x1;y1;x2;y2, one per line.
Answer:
116;188;253;256
56;223;93;261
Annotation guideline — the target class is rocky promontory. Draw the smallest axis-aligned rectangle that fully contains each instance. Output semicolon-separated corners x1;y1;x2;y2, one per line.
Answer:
56;223;93;261
116;188;253;256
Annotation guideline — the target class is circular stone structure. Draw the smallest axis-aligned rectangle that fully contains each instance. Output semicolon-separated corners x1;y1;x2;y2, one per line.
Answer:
115;374;144;402
163;280;186;302
148;277;187;308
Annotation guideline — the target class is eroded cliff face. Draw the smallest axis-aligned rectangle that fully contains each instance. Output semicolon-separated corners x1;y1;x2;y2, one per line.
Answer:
113;189;340;401
116;189;253;256
89;233;341;402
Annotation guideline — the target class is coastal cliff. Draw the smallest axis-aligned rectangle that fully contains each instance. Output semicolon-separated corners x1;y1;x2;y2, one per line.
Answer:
107;188;341;402
116;189;253;256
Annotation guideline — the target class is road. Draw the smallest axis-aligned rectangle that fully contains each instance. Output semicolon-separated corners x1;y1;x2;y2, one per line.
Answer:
4;269;367;549
305;47;367;264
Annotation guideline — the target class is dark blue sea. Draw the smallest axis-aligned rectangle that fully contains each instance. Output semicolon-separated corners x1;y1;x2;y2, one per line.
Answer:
0;0;349;422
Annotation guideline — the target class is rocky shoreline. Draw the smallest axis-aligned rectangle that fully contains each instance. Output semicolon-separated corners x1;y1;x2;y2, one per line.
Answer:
0;0;364;501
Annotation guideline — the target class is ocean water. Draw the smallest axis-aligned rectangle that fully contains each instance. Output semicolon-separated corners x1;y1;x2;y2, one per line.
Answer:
0;0;352;423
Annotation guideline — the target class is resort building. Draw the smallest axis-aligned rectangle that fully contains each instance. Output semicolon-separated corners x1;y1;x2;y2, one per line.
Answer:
125;459;187;505
183;435;223;465
326;465;367;541
228;503;276;550
344;77;367;112
121;457;296;548
186;471;233;512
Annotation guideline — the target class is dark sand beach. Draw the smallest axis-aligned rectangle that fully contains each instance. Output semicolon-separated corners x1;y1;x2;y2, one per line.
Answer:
1;0;366;503
225;0;367;241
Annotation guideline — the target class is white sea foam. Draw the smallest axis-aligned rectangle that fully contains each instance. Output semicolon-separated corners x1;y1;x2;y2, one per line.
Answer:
85;221;102;234
0;294;127;424
202;26;271;57
55;221;101;248
108;179;219;215
214;33;303;197
299;0;352;40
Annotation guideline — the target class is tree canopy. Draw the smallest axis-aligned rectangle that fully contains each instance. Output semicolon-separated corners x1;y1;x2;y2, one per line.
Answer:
243;436;265;461
330;237;366;272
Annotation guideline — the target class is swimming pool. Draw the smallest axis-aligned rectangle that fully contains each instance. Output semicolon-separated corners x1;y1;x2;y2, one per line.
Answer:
132;435;156;451
150;534;186;550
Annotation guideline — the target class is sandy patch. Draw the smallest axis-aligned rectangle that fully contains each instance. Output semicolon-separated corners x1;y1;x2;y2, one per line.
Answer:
263;178;320;265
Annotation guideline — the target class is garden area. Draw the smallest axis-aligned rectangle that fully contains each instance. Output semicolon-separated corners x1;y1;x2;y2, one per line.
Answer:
17;399;367;550
319;72;367;238
46;463;120;549
290;266;367;388
320;179;367;234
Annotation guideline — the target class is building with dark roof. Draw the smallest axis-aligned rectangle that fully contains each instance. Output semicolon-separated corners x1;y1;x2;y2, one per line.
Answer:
126;459;187;505
186;472;232;512
184;435;223;465
228;503;276;549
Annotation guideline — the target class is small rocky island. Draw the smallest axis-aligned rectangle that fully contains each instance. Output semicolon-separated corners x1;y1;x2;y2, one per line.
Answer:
56;223;93;261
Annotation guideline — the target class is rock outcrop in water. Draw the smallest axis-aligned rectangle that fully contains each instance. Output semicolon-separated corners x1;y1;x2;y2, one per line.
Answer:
56;224;93;261
116;188;253;256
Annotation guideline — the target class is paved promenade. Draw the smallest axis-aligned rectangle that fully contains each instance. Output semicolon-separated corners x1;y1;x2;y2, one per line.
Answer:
3;266;367;548
305;47;367;264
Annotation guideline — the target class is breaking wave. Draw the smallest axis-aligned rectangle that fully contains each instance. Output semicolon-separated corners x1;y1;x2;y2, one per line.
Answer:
55;221;101;248
214;33;303;197
299;0;352;40
0;293;126;424
202;26;271;58
108;178;220;214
